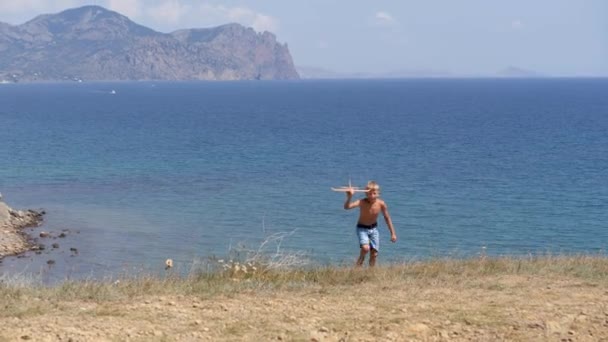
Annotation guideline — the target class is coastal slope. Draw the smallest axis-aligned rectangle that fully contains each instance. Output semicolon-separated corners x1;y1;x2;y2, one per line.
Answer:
1;258;607;340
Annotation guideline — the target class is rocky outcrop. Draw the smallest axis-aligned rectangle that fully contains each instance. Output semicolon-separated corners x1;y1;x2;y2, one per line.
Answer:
0;5;299;82
0;196;44;258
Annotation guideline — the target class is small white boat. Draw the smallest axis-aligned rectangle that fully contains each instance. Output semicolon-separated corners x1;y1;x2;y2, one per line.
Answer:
110;89;116;94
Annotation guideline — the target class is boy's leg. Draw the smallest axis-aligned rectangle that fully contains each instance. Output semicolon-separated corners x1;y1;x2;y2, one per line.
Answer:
369;248;378;267
357;245;370;266
368;228;380;267
356;228;370;267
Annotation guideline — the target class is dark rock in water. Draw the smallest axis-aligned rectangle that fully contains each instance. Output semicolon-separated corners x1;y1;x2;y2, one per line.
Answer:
0;5;299;82
58;232;66;238
51;243;59;249
46;259;55;265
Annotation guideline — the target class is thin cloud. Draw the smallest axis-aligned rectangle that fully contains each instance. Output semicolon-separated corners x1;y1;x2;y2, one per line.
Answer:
0;0;52;12
107;0;141;19
146;0;190;25
142;2;279;33
199;4;279;33
374;11;397;26
0;0;83;22
511;20;524;30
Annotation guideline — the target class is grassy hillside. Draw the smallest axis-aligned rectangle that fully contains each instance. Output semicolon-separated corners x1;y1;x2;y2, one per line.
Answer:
1;256;607;341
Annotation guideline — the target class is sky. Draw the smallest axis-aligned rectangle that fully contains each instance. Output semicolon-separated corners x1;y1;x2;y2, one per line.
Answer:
0;0;606;76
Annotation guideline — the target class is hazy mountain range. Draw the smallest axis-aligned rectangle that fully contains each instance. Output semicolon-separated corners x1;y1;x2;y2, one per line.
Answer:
296;66;453;79
0;5;299;82
0;5;550;83
296;66;545;79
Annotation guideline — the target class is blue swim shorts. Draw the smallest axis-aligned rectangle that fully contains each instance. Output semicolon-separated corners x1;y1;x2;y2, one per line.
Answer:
357;227;380;251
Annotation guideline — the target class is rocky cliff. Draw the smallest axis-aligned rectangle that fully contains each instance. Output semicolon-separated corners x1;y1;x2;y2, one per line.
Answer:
0;195;44;258
0;6;299;82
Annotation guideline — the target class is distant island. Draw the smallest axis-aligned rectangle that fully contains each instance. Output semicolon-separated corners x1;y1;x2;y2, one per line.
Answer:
296;66;453;79
496;66;543;78
296;66;547;79
0;5;299;82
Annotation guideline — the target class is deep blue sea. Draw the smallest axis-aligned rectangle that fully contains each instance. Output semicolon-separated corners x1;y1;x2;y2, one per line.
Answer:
1;79;607;282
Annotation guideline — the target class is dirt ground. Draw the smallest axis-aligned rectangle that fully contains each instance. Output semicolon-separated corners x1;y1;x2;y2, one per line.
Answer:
1;273;607;341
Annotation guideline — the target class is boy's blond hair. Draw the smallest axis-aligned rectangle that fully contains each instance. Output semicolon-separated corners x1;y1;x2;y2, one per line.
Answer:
366;180;380;192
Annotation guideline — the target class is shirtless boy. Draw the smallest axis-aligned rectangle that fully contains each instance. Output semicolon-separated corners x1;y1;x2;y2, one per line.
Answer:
344;181;397;267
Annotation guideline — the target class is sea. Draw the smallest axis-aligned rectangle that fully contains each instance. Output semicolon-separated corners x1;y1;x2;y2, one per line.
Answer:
1;79;607;282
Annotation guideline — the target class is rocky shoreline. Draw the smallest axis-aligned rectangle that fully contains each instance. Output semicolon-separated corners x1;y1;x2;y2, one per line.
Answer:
0;195;44;259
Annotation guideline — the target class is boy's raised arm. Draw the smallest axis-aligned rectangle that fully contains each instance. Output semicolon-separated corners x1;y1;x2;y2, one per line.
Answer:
343;189;360;210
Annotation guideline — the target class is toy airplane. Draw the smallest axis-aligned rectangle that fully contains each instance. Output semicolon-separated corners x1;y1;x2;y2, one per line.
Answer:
331;187;369;192
331;179;369;192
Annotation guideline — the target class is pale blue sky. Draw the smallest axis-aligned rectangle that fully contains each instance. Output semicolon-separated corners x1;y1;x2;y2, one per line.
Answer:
0;0;606;76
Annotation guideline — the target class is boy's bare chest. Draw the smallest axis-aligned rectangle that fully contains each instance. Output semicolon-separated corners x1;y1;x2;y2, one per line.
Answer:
361;202;381;216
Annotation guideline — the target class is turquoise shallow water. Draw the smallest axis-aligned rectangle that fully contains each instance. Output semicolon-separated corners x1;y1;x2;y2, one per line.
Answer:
1;79;607;281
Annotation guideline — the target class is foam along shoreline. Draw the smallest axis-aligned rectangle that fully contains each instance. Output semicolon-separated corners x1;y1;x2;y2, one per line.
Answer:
0;195;44;259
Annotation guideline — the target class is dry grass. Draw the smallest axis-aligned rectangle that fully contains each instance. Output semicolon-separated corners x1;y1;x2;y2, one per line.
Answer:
1;255;608;341
2;255;607;303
